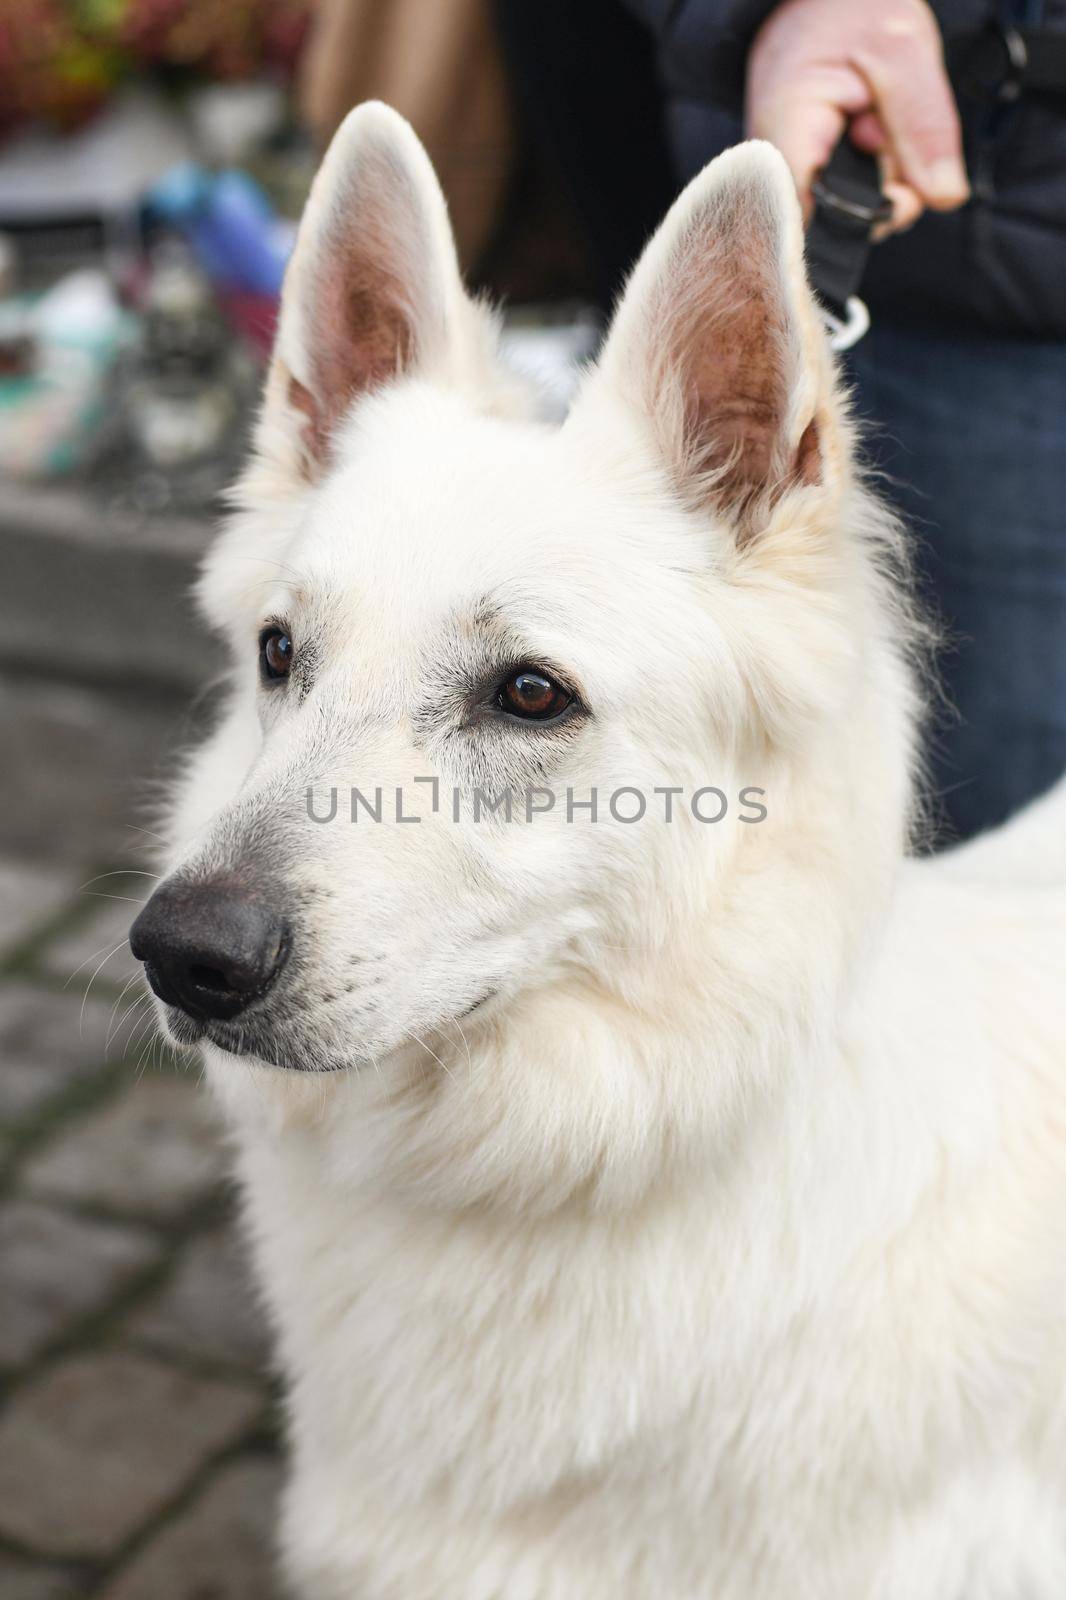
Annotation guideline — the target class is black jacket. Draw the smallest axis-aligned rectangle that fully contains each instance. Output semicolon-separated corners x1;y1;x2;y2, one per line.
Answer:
622;0;1066;337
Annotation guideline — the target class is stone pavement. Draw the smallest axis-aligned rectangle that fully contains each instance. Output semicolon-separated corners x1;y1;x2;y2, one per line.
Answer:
0;855;285;1599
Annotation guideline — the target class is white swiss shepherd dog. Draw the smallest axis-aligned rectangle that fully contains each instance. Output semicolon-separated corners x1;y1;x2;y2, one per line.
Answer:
131;103;1066;1599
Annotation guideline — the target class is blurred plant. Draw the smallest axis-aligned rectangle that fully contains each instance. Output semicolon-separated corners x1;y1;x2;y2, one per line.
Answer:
0;0;311;135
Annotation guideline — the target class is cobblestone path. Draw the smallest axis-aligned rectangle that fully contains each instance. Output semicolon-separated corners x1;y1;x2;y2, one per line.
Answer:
0;856;284;1599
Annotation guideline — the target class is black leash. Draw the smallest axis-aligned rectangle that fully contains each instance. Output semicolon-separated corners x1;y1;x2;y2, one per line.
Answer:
807;21;1066;351
807;139;889;349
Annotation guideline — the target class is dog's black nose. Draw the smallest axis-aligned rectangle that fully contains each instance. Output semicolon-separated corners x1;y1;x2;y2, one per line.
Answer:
130;877;289;1023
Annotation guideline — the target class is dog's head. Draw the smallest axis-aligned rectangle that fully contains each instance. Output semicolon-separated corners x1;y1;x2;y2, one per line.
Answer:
133;105;917;1119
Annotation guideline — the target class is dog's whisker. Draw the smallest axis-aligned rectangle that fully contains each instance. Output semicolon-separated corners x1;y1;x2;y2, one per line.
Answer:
64;936;132;989
78;869;162;893
80;869;162;884
106;972;147;1048
224;552;310;582
406;1031;456;1083
121;992;153;1045
133;1036;155;1083
78;942;134;1031
442;1013;474;1080
114;996;154;1062
126;1003;159;1077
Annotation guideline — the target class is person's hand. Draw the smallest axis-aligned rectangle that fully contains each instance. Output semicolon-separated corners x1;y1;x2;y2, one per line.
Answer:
746;0;968;236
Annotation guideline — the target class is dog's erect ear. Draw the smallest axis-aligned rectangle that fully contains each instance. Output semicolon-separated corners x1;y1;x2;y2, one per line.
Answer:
580;141;840;534
263;102;474;473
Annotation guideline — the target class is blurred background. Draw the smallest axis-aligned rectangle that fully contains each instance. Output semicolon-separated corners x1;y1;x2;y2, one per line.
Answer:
0;4;609;1595
0;0;613;863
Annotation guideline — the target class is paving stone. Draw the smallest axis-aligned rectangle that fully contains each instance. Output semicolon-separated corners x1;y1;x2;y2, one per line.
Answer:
124;1224;272;1374
0;858;77;964
0;981;117;1127
0;678;189;865
22;1071;227;1224
0;1553;89;1599
41;883;150;993
0;1349;263;1561
0;479;218;693
100;1456;283;1600
0;1199;159;1369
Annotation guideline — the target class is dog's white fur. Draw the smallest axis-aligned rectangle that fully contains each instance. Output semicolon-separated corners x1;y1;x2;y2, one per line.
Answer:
154;105;1066;1598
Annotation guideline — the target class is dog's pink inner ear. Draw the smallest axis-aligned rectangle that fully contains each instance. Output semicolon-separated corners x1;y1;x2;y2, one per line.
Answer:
287;169;428;468
664;213;821;523
287;264;415;465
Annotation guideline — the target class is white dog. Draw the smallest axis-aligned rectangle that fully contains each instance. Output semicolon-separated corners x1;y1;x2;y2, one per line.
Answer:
131;104;1066;1599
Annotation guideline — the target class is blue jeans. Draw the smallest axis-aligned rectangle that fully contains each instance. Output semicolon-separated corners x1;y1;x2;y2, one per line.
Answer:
847;322;1066;844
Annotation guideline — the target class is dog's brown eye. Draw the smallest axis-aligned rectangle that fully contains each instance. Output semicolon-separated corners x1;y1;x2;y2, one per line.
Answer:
497;670;572;723
260;627;293;682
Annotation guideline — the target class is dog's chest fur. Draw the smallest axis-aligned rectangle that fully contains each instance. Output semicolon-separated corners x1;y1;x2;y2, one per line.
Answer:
218;897;1066;1600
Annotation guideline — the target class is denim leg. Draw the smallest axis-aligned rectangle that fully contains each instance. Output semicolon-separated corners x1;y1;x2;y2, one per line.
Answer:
847;322;1066;844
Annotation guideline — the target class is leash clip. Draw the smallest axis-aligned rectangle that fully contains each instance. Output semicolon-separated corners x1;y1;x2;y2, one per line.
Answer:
821;295;871;354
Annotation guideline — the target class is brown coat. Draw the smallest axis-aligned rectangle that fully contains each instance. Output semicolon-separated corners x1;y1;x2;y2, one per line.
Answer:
298;0;515;270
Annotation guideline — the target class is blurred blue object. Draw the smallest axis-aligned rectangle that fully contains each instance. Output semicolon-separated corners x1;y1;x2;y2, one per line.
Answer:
149;164;292;297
